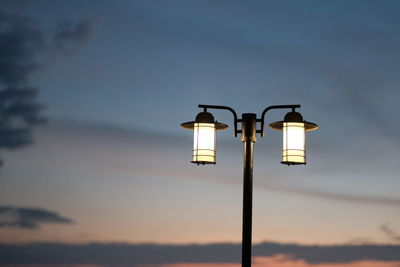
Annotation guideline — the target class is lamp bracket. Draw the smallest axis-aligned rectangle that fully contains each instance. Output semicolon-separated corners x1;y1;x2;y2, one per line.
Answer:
198;104;239;137
260;105;301;137
197;104;301;138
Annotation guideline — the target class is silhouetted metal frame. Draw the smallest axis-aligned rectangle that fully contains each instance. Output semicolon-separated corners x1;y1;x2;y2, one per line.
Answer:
195;104;302;267
198;104;240;136
260;105;301;136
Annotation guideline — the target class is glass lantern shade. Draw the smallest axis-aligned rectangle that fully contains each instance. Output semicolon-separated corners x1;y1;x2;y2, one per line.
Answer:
282;122;306;165
181;111;228;165
192;123;216;164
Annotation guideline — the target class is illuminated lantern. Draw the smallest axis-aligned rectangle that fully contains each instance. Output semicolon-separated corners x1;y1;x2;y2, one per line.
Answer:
269;110;318;165
181;111;228;165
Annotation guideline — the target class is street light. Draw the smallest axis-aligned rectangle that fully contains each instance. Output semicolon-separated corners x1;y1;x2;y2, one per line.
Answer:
181;104;318;267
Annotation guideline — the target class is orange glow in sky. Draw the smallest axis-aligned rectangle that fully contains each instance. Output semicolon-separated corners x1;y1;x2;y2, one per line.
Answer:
157;256;400;267
3;257;400;267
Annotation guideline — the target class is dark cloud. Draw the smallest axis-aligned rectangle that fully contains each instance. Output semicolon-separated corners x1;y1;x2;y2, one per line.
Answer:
0;206;73;229
0;13;46;168
0;242;398;265
381;224;400;243
0;88;45;149
0;13;94;166
0;13;46;85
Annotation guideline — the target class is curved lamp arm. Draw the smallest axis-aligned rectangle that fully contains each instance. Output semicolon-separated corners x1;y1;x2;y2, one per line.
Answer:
198;104;239;137
260;104;300;137
197;104;301;137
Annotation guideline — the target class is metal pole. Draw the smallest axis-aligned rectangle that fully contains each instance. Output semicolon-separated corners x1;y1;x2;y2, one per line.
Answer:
241;113;257;267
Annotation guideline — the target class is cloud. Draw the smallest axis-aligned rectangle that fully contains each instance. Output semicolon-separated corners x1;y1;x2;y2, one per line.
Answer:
0;242;398;265
54;19;96;54
381;224;400;243
0;206;73;229
0;13;46;167
262;184;400;207
0;13;95;166
0;13;46;84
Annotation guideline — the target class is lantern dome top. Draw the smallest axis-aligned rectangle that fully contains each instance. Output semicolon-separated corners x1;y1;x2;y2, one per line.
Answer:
181;111;229;131
195;111;215;123
284;110;303;122
269;110;318;131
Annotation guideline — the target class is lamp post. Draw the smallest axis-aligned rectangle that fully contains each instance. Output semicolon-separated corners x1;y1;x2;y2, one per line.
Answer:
181;104;318;267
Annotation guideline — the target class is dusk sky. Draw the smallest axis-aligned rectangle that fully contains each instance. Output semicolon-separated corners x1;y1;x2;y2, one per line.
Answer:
0;1;400;266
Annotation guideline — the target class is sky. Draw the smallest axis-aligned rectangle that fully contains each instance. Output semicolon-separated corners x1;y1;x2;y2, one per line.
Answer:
0;0;400;266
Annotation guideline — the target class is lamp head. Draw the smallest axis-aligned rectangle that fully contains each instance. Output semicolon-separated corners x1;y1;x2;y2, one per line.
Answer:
181;111;228;165
269;109;318;166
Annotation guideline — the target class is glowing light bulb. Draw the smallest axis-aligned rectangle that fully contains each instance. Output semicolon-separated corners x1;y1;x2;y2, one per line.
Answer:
192;123;216;164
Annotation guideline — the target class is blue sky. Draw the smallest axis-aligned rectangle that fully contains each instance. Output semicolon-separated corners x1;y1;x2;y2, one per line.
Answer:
0;0;400;265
